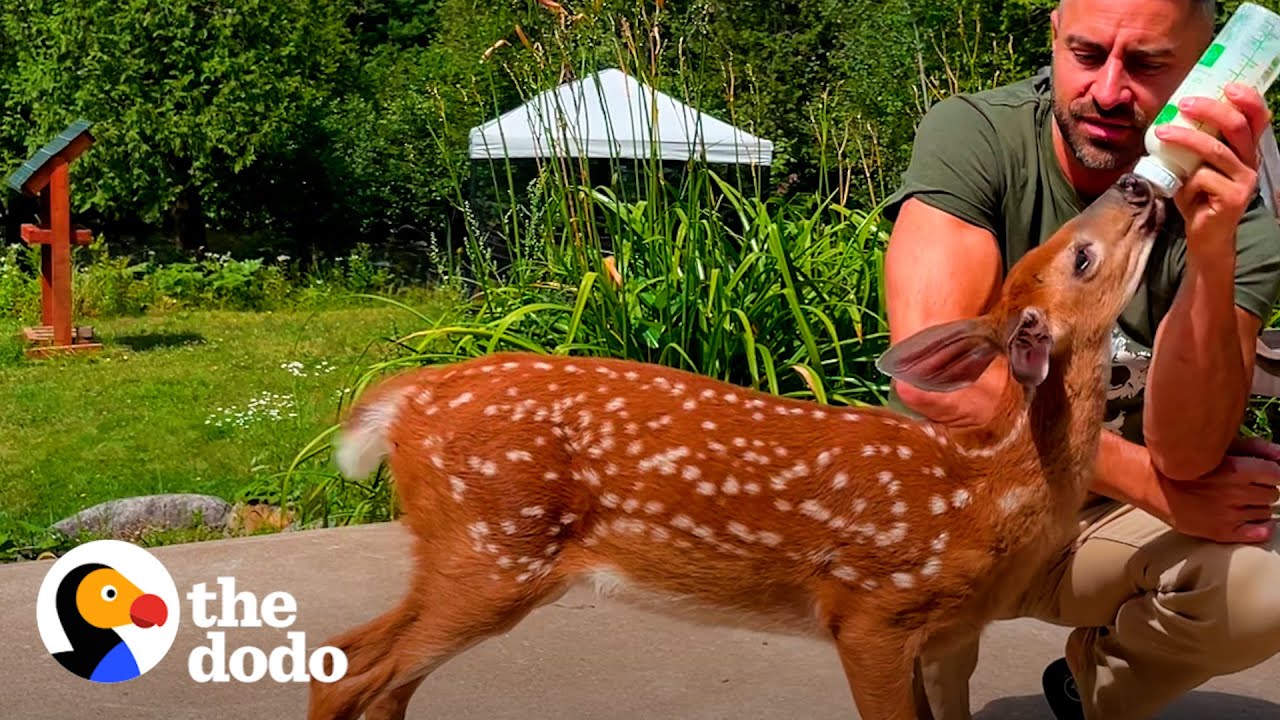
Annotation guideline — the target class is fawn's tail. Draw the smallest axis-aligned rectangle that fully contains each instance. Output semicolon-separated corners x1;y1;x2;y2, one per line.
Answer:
333;370;426;480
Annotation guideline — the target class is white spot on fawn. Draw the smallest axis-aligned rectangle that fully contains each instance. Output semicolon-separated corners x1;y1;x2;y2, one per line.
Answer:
697;481;717;496
892;572;915;589
682;465;702;481
932;531;950;552
701;420;717;431
448;392;475;408
897;445;913;459
875;522;909;547
468;456;498;476
774;499;793;512
929;495;948;515
638;446;691;475
891;501;908;517
833;566;859;582
643;500;665;515
722;476;741;494
757;531;783;546
951;489;971;509
506;450;533;462
521;506;545;517
922;558;943;577
999;485;1034;515
800;500;832;522
832;472;849;490
605;397;626;413
450;477;467;500
671;514;696;531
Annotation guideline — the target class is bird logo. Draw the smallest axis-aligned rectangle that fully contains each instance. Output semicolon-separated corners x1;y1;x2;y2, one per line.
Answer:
36;540;180;683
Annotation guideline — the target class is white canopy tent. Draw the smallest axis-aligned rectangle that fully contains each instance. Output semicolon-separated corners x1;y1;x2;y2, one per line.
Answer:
467;68;774;166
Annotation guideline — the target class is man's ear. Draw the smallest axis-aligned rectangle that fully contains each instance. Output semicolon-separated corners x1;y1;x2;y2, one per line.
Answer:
1005;307;1053;387
877;317;1003;392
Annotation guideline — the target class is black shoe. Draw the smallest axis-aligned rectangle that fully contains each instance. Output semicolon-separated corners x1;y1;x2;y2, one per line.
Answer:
1042;656;1085;720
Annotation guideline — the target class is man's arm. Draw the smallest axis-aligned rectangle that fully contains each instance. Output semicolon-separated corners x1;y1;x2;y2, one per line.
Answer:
1144;263;1261;480
1142;84;1277;480
884;198;1006;426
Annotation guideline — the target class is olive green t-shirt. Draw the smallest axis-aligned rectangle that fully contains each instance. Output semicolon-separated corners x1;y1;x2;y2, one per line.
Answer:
881;66;1280;445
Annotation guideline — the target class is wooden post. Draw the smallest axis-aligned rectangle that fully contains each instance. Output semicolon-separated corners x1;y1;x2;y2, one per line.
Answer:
50;160;73;348
5;120;101;358
39;187;54;327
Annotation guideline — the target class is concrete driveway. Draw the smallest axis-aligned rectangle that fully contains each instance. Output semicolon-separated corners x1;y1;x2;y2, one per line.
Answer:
3;521;1278;719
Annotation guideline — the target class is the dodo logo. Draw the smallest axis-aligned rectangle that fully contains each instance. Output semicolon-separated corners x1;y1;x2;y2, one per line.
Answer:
36;540;180;683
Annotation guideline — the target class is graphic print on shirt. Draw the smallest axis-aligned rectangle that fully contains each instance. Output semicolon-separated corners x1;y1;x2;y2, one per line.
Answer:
1103;324;1152;436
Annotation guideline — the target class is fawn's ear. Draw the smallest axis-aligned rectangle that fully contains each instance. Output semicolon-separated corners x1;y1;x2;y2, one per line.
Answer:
877;317;1002;392
1005;307;1053;387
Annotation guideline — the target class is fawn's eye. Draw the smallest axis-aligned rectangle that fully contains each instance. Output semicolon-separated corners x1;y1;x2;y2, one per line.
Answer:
1073;246;1094;277
102;585;117;601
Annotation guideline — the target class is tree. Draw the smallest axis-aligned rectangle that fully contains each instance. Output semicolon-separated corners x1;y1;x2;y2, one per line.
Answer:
0;0;353;250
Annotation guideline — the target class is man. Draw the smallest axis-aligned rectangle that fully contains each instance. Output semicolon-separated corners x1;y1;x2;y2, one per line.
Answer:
880;0;1280;718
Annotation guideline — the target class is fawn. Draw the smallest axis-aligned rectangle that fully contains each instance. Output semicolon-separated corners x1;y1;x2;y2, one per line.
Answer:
307;173;1164;720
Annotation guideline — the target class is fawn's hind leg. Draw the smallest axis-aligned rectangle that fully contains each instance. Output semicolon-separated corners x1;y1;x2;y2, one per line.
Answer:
362;675;427;720
833;618;924;720
306;552;567;720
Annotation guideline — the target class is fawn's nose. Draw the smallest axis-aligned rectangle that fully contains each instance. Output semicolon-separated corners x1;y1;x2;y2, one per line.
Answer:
1118;173;1152;206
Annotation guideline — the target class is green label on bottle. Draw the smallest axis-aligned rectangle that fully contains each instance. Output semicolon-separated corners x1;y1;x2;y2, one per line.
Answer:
1153;103;1179;125
1197;42;1224;67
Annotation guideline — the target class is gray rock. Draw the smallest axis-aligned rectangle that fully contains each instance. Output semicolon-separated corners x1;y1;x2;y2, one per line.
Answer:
51;493;233;538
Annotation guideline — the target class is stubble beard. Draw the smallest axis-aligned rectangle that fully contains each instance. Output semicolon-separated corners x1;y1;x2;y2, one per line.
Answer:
1052;97;1149;171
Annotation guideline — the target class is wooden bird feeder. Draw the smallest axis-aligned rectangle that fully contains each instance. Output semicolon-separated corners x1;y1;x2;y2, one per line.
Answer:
5;119;102;358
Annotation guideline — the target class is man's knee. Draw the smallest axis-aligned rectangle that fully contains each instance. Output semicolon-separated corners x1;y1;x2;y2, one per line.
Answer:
1170;539;1280;667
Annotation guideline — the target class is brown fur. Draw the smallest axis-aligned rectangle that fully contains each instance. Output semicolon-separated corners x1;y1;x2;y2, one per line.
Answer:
307;175;1164;720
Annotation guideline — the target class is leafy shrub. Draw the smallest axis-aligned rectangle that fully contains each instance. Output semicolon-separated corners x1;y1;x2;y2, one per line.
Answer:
0;244;39;322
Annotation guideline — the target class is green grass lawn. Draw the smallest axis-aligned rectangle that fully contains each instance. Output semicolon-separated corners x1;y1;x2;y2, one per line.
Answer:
0;298;446;550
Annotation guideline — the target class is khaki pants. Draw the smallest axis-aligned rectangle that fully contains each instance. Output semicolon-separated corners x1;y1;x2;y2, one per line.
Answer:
914;499;1280;720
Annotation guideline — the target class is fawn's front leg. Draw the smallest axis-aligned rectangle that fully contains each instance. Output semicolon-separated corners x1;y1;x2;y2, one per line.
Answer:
833;616;923;720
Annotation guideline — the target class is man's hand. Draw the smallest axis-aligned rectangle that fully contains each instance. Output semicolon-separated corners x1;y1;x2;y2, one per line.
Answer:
1157;436;1280;544
1153;82;1272;258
